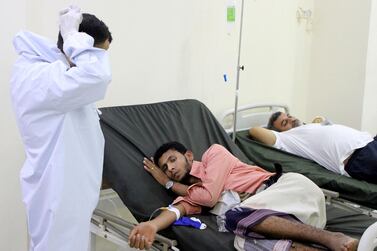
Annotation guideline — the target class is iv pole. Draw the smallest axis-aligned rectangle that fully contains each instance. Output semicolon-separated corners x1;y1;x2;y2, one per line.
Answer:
232;0;245;142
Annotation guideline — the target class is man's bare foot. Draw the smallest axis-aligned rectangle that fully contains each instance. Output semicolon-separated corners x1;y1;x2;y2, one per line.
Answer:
328;232;358;251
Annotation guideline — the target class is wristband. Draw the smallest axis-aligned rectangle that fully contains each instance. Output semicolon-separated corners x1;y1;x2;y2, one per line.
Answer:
167;205;181;220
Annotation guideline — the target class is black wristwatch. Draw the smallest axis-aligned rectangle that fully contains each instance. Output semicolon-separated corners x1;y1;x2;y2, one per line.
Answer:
165;180;174;190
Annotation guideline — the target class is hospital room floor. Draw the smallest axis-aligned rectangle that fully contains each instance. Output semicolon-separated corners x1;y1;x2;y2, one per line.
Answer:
91;189;139;251
92;237;134;251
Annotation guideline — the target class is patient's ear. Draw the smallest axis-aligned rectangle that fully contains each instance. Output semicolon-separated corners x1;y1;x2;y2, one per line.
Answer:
185;150;194;163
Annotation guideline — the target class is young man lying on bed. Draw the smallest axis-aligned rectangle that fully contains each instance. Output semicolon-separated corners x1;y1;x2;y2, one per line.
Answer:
128;142;358;251
249;112;377;184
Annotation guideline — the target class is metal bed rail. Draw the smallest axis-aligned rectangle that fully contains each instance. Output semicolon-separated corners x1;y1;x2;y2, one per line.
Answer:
91;208;178;251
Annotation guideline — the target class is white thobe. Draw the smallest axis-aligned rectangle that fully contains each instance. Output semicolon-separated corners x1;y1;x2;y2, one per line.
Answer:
11;31;111;251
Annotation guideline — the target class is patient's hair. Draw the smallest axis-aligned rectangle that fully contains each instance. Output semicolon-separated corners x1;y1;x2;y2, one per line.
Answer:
57;13;113;52
153;142;187;167
267;111;282;132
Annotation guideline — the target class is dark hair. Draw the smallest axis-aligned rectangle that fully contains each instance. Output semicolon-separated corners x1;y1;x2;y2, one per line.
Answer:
267;111;282;132
57;13;112;52
153;142;187;167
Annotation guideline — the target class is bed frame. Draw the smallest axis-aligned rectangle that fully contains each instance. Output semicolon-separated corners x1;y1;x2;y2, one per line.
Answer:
220;103;289;134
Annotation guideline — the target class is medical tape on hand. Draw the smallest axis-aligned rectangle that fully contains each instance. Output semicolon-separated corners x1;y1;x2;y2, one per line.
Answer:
167;205;181;220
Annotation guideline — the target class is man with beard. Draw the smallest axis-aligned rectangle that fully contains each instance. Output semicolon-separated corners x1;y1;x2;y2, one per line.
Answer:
249;112;376;183
265;112;331;132
266;112;304;132
128;142;358;251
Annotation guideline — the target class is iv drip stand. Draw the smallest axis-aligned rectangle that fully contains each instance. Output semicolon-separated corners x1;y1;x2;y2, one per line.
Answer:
232;0;245;142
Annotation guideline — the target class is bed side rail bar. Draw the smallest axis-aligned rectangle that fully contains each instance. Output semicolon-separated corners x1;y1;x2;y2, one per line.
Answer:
321;188;377;219
220;103;289;133
92;208;178;251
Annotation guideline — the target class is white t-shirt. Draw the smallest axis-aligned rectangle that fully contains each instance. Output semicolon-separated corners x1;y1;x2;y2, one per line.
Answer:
273;124;373;176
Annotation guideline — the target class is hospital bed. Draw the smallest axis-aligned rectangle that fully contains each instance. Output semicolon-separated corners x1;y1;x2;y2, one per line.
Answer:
220;103;377;211
91;99;376;251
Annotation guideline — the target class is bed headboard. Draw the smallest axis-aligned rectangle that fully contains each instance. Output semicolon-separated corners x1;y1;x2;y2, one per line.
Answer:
220;103;289;133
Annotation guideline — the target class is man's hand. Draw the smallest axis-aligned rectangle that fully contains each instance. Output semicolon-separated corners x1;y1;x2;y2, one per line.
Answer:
129;207;184;250
311;116;325;124
129;222;157;250
143;157;169;186
59;5;83;41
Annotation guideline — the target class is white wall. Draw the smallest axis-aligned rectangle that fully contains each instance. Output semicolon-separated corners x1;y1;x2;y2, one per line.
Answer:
307;0;371;129
1;1;375;250
0;0;28;250
238;0;314;120
362;0;377;134
20;0;316;119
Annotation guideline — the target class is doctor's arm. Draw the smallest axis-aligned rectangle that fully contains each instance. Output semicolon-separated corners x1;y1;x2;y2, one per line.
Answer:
47;34;112;112
41;7;111;113
248;127;276;146
128;203;186;250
